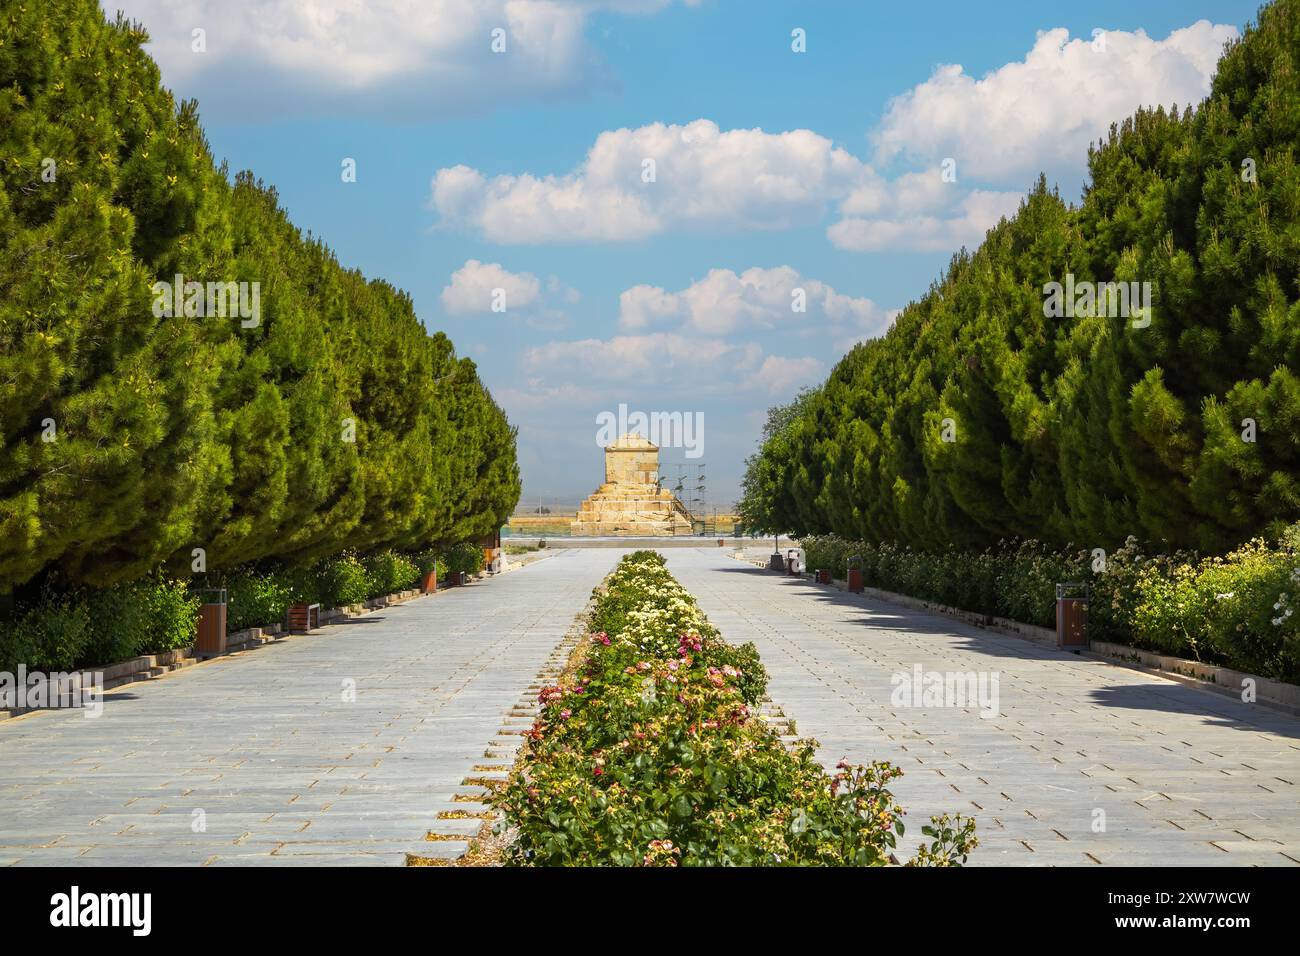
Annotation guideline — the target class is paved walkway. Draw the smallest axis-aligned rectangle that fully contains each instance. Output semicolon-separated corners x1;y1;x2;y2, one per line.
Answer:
5;546;1297;867
665;550;1300;866
0;550;619;866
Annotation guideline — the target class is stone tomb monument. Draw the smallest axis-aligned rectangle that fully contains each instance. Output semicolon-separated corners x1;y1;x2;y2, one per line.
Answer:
571;433;694;536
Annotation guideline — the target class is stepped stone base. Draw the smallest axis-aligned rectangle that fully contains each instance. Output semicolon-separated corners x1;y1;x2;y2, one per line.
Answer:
570;485;693;536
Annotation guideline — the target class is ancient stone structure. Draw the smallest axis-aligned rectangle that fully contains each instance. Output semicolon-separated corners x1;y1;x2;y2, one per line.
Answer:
571;433;694;536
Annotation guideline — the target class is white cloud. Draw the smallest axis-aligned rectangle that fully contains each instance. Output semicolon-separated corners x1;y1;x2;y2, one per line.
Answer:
428;22;1233;251
523;333;762;385
755;355;825;395
520;332;823;399
829;189;1024;253
619;266;894;337
431;120;864;242
441;259;541;314
106;0;693;116
871;21;1237;182
440;259;576;328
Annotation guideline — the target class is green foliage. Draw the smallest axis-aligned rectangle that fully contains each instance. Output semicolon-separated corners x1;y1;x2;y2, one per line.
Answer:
494;551;978;866
0;574;197;672
804;529;1300;682
443;542;485;575
313;554;371;608
362;551;420;596
0;0;520;598
220;566;295;634
742;0;1300;555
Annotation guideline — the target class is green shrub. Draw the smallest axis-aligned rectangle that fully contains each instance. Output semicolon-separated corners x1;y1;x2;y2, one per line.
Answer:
221;566;296;633
135;576;200;655
0;589;93;672
362;551;420;598
0;574;196;672
804;530;1300;682
316;554;371;607
444;542;485;575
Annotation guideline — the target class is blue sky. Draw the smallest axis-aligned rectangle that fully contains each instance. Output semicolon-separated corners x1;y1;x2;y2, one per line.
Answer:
107;0;1260;507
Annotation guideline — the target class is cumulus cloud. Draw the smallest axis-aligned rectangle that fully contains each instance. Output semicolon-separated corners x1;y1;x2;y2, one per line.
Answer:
619;266;895;338
523;333;760;384
829;190;1025;253
440;259;576;327
871;21;1237;182
430;120;864;243
755;356;825;395
428;22;1232;251
105;0;692;117
521;332;820;397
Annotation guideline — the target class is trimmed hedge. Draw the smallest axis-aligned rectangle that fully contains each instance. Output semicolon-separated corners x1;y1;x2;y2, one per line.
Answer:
494;551;977;866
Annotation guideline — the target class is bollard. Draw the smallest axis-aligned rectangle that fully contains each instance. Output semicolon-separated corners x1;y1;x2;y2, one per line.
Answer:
196;588;228;658
847;555;863;593
1055;582;1089;649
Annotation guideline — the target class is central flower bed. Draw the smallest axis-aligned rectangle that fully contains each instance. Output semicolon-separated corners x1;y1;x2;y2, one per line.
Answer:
493;551;977;866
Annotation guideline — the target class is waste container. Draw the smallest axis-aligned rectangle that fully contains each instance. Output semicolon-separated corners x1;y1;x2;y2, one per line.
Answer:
768;552;785;571
421;566;438;593
1056;582;1089;649
785;549;804;575
847;555;863;593
816;569;831;585
196;588;228;658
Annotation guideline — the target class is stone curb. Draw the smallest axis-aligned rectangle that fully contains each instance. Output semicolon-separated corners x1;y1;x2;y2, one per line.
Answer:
740;556;1300;717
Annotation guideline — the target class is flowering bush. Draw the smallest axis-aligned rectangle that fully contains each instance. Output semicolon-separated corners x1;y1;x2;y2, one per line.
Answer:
494;551;977;866
803;529;1300;683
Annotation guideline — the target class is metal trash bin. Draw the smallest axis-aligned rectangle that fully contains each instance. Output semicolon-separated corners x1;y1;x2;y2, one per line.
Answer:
847;555;863;593
768;552;785;571
196;588;228;658
1056;581;1089;650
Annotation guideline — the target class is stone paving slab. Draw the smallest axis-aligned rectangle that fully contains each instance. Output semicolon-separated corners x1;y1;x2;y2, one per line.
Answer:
664;550;1300;867
0;549;619;866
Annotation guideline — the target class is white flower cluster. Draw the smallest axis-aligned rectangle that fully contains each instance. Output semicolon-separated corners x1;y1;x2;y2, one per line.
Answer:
1272;590;1293;627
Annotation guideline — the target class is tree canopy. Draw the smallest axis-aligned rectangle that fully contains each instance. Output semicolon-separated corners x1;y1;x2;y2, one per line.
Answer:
0;0;520;595
741;0;1300;554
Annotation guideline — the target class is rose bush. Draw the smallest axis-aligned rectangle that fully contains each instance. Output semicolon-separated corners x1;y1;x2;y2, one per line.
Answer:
494;550;977;866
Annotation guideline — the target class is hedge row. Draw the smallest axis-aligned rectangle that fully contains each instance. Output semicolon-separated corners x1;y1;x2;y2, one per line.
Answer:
802;526;1300;683
0;544;487;673
494;551;977;866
